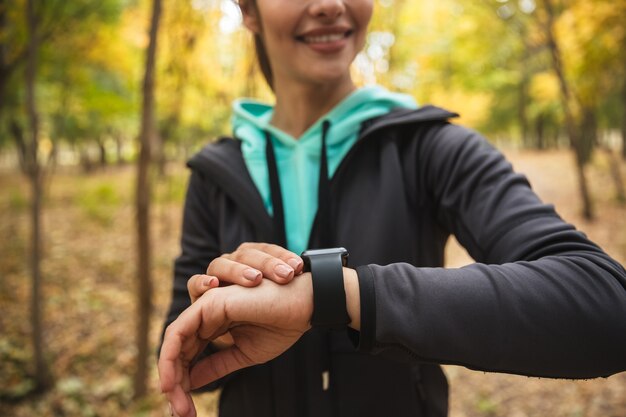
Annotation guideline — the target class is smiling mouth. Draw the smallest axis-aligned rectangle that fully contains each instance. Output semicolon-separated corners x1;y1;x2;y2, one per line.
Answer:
297;30;352;44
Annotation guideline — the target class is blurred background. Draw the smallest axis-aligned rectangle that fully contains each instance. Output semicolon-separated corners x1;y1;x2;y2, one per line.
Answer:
1;0;625;416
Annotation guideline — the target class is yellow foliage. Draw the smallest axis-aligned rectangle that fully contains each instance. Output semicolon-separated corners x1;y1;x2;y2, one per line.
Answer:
120;3;150;50
428;88;492;129
529;72;560;104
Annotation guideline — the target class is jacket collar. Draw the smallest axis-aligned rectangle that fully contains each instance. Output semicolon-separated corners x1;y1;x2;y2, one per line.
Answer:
359;105;458;139
189;139;275;241
187;105;458;240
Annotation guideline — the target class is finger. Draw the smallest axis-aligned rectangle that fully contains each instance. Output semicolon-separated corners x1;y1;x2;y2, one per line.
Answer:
159;305;204;393
207;256;263;286
233;247;295;283
184;391;197;417
159;294;225;417
217;248;295;284
158;331;182;393
237;242;304;275
189;346;253;389
166;386;196;417
187;274;219;303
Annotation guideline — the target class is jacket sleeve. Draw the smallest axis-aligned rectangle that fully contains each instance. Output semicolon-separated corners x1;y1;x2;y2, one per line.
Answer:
160;168;228;391
356;123;626;379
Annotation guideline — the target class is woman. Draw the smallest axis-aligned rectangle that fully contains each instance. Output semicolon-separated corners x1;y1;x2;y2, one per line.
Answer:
159;0;626;416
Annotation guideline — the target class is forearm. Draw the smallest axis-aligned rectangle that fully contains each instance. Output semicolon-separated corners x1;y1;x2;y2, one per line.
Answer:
358;257;626;379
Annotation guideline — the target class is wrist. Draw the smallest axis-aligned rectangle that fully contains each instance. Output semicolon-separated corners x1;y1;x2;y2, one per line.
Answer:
343;267;361;330
299;268;360;331
302;248;350;329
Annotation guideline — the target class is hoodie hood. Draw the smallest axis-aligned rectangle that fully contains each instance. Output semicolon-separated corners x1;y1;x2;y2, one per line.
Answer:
232;85;418;253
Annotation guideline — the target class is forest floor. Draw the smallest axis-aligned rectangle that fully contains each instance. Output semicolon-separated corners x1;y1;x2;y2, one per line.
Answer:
0;148;625;417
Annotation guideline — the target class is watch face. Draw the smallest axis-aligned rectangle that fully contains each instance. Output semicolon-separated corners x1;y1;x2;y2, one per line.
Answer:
301;247;349;268
301;247;348;257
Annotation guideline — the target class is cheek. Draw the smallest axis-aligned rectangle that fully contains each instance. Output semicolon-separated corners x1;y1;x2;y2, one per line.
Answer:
352;0;374;28
350;0;373;49
255;1;297;42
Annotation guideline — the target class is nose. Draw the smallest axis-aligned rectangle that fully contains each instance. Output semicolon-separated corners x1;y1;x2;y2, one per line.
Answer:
308;0;345;20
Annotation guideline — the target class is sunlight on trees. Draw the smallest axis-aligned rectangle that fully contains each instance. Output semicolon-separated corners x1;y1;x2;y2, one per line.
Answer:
2;0;624;164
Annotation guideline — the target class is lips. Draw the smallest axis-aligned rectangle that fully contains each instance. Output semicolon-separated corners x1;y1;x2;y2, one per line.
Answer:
296;27;352;45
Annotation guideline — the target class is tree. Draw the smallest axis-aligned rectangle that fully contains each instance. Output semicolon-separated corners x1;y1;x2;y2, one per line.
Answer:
23;0;52;393
0;0;26;117
134;0;162;399
540;0;595;219
2;4;132;393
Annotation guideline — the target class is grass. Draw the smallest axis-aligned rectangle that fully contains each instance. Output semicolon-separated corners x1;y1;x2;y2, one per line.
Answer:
76;183;123;226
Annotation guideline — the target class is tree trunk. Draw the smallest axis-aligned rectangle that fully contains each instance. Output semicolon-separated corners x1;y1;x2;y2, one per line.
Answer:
115;134;125;165
600;142;626;203
155;131;166;177
80;147;94;173
10;118;28;173
598;128;626;204
96;137;107;168
25;0;52;393
535;114;545;150
573;147;593;220
542;0;594;220
133;0;162;400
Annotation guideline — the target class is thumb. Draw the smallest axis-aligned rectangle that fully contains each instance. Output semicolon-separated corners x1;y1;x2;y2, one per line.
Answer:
189;346;253;389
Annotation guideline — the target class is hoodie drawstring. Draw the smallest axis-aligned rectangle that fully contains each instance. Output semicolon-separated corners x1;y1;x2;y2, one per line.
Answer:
317;121;336;413
265;122;337;417
265;130;287;248
317;120;333;248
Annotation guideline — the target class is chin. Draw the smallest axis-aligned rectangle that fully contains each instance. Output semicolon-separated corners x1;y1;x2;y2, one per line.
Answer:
303;62;354;85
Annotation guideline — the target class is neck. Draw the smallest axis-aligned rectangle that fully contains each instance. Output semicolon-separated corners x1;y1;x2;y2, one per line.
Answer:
270;75;356;138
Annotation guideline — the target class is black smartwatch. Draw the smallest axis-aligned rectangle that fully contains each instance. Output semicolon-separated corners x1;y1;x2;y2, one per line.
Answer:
301;247;350;330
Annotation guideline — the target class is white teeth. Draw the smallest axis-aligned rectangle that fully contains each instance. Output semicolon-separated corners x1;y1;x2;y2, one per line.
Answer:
304;33;345;44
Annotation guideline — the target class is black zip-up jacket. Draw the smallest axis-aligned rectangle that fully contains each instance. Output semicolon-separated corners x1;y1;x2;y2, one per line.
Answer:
162;106;626;417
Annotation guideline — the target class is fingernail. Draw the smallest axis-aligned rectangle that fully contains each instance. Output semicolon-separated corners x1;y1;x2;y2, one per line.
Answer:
275;264;293;278
168;403;174;417
202;277;212;287
287;258;302;270
243;268;261;281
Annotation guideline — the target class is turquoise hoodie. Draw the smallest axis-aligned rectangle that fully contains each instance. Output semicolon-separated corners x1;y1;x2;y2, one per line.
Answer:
232;85;418;254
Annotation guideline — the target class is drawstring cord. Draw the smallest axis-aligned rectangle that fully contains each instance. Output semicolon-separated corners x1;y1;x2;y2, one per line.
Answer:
265;131;287;248
265;122;336;415
317;121;335;402
317;120;333;248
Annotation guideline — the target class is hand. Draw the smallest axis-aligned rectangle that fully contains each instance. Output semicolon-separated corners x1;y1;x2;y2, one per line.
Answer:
159;275;314;417
186;242;303;302
186;275;235;350
206;242;305;288
186;243;304;353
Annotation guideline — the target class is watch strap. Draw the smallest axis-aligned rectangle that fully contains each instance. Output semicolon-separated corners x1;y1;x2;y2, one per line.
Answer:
303;248;350;329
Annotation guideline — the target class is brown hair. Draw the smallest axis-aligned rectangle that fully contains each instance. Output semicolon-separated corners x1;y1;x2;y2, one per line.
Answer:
239;0;274;89
253;33;274;89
